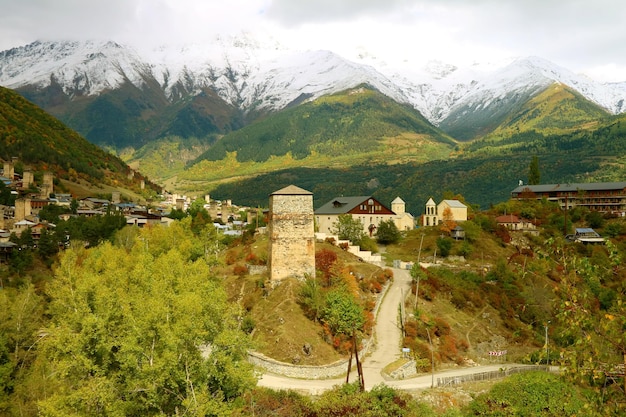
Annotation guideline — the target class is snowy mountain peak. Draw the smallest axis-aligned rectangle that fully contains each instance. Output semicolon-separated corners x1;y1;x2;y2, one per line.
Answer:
1;39;625;124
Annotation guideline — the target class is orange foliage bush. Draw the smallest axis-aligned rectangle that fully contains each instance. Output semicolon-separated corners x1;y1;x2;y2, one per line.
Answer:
315;248;338;286
233;264;248;276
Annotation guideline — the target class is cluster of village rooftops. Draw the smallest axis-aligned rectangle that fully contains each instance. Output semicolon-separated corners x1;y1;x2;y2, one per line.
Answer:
2;156;624;253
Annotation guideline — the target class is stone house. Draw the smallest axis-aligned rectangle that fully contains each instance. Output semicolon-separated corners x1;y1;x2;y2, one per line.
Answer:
495;214;538;234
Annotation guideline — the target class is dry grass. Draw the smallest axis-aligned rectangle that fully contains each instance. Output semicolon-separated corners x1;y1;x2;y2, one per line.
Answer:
221;238;385;365
222;228;546;368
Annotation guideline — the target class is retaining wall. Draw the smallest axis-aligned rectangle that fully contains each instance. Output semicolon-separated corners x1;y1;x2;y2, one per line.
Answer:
247;279;390;379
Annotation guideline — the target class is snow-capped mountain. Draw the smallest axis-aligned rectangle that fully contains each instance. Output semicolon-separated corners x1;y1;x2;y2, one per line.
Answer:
0;39;409;114
1;37;625;144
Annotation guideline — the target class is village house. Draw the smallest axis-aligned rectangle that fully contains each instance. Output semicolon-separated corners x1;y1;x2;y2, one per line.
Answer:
315;195;414;236
495;214;539;235
422;198;468;226
80;197;110;210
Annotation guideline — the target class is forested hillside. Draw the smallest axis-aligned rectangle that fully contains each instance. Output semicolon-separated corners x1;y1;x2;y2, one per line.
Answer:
0;86;159;196
204;107;626;212
194;86;456;164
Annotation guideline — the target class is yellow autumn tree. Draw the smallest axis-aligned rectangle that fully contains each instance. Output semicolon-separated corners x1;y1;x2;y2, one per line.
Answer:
439;206;457;233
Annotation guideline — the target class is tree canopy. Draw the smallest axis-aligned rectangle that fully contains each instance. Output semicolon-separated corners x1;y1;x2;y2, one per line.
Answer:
331;214;366;245
30;218;255;416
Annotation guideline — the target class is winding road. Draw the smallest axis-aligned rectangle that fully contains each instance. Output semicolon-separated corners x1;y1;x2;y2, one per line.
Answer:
258;267;525;394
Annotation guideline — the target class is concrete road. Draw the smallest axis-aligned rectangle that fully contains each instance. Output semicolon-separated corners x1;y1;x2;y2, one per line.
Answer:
360;267;413;389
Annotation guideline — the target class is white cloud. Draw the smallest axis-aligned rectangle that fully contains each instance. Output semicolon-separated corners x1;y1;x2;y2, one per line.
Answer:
0;0;625;82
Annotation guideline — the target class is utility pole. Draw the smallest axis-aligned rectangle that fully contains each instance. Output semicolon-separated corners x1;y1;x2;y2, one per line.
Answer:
545;321;550;366
415;233;425;310
426;327;434;388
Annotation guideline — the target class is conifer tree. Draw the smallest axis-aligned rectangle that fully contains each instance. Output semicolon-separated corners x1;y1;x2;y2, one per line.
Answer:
529;155;541;185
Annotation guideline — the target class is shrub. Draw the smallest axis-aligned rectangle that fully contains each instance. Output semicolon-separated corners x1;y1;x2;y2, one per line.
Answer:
245;251;259;264
436;237;453;257
233;264;248;276
404;320;419;338
316;248;338;285
241;316;255;334
360;236;378;253
233;388;311;417
438;335;458;361
375;219;401;244
463;372;589;416
433;317;451;336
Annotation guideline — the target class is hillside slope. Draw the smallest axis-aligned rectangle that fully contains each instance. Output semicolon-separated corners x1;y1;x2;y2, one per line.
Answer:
487;83;609;137
194;86;456;165
0;86;158;197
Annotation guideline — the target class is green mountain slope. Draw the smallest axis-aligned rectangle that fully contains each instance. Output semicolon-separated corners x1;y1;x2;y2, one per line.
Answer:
18;81;242;150
466;83;610;154
194;85;457;165
207;110;626;211
438;82;611;142
494;83;609;134
0;86;158;196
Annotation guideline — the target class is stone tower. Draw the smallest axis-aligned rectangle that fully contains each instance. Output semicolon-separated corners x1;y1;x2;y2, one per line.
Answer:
423;197;438;226
3;161;14;180
14;198;32;221
268;185;315;282
41;171;54;198
22;170;34;188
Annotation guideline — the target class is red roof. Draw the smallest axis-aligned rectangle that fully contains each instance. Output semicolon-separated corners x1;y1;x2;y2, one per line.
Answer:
496;214;520;223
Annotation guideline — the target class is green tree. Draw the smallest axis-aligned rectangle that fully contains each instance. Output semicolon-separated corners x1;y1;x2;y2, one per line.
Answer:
0;181;15;206
0;285;44;415
528;155;541;185
554;241;626;412
464;372;590;416
187;199;212;235
37;228;59;260
375;219;401;244
35;221;256;416
322;290;365;337
331;214;365;245
37;204;70;223
70;198;78;215
586;211;604;229
299;276;326;322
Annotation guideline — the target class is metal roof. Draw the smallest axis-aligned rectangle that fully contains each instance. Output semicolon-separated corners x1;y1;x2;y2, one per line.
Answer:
441;199;467;208
512;181;626;194
315;196;374;215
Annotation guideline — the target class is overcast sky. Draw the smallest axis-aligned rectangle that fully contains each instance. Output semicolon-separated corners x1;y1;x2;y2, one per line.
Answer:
1;0;625;82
